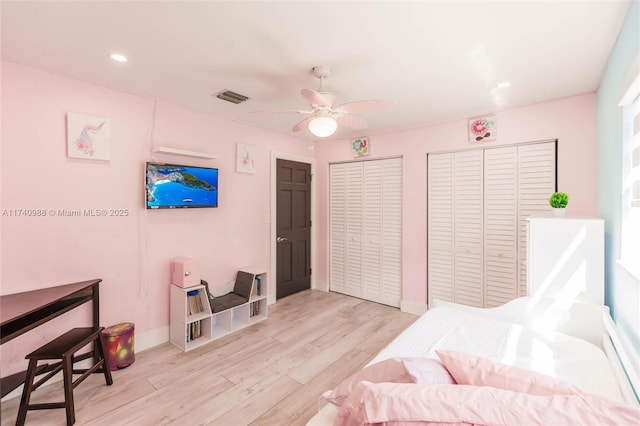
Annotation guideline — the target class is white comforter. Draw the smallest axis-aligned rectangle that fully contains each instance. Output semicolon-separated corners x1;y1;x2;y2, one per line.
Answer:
307;305;622;426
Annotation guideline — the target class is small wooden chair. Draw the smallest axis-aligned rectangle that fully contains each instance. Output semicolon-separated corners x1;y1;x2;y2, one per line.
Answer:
16;327;113;426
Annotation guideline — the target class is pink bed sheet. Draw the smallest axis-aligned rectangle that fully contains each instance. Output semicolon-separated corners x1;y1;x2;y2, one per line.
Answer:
334;381;640;426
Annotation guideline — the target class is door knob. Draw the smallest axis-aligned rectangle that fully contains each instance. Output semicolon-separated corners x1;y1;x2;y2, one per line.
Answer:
276;237;289;243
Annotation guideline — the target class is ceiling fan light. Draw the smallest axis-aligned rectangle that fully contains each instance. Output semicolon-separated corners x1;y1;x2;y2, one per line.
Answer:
308;116;337;137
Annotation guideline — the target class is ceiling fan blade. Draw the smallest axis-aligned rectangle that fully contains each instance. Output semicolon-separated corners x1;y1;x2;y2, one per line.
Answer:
301;89;331;107
334;113;368;130
292;116;315;132
250;109;312;114
334;99;396;113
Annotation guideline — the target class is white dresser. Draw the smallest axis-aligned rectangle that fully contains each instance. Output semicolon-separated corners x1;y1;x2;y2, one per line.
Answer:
526;217;604;304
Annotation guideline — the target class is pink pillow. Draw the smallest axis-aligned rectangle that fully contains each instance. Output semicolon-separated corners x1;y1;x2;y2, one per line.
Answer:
326;357;454;406
334;381;640;426
436;350;581;395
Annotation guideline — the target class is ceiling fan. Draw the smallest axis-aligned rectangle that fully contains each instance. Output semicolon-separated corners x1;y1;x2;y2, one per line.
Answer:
254;66;396;137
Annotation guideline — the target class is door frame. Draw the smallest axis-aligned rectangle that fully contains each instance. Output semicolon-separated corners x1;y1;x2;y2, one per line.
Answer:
270;151;317;305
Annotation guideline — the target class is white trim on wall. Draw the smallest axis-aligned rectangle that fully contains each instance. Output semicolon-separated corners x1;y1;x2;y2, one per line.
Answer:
136;326;169;352
424;138;557;156
270;151;317;306
314;280;329;292
400;299;427;316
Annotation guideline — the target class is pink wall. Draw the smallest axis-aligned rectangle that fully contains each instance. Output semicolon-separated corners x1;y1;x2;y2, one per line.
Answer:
314;94;598;306
0;61;311;376
0;59;598;378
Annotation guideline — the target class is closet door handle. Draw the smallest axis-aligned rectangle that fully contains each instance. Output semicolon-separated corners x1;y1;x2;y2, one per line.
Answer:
276;237;289;243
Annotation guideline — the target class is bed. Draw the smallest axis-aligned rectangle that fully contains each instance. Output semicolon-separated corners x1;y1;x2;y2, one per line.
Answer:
307;296;640;425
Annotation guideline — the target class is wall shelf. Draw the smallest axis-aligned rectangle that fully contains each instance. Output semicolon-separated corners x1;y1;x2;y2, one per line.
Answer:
152;146;217;159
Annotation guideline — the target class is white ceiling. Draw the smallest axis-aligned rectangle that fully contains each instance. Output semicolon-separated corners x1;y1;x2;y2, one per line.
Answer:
0;1;631;142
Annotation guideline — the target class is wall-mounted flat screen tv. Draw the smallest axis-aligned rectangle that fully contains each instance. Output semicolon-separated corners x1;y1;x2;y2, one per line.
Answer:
146;162;218;209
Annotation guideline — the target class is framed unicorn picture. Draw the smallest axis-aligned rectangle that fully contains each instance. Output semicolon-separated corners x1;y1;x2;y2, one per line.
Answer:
236;142;256;174
66;113;111;160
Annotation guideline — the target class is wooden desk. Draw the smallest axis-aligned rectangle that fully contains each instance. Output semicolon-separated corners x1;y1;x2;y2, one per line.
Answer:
0;278;102;397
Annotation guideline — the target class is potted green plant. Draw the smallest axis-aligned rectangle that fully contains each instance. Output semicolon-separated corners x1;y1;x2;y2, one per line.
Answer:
549;192;569;216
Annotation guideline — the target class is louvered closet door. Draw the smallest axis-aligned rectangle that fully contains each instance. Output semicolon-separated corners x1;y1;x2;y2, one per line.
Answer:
453;150;484;307
330;158;402;307
517;142;556;296
345;162;364;298
483;147;518;307
380;158;402;307
363;160;383;303
427;153;454;305
329;163;347;294
427;141;556;308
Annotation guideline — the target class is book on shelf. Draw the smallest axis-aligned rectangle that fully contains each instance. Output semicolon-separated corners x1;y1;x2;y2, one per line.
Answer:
186;320;203;342
186;290;204;315
251;275;263;297
249;301;260;318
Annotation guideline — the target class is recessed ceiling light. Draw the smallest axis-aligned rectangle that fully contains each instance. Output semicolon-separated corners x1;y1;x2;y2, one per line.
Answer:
497;81;511;88
110;53;128;63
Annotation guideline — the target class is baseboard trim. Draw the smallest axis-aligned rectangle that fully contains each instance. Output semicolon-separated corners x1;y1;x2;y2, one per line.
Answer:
136;326;169;352
312;280;329;292
401;300;427;316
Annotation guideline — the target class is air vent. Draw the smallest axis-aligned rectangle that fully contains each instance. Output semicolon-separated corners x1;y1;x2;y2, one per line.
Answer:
215;90;249;104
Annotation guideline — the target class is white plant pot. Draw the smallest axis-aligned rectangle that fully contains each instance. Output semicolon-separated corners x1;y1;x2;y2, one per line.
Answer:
552;208;566;217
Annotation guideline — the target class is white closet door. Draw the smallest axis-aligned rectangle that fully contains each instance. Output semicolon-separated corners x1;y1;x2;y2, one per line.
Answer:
345;162;364;298
517;142;556;297
484;147;518;307
330;158;402;307
427;141;556;308
453;150;484;307
362;160;383;303
329;163;347;294
381;158;402;307
427;153;454;305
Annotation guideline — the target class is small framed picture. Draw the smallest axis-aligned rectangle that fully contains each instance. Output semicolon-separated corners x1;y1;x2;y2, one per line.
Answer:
236;143;256;174
468;115;497;143
66;113;111;160
352;137;370;157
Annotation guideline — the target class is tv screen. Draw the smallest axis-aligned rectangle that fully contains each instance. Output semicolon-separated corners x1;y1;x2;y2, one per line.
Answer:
146;162;218;209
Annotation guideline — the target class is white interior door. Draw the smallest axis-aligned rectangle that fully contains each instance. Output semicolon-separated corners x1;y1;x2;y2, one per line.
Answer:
517;142;556;296
427;140;556;308
427;153;454;305
363;160;383;303
330;158;402;307
329;163;347;294
453;150;484;308
380;158;402;307
484;146;518;307
345;162;364;298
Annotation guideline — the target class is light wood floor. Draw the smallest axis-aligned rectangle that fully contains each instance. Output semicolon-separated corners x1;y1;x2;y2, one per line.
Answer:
1;290;417;426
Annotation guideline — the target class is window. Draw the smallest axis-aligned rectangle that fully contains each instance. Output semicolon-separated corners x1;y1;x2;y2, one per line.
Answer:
627;93;640;207
620;75;640;278
631;112;640;207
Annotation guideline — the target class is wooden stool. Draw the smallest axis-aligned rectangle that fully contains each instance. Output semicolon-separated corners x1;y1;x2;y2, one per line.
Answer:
16;327;113;426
